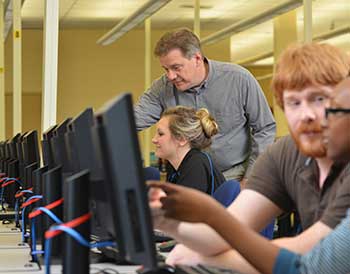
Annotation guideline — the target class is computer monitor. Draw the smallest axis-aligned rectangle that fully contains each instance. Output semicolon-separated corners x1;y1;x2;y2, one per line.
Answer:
21;131;40;190
16;133;27;181
90;114;124;261
64;108;105;244
0;141;5;171
65;108;101;180
93;93;157;270
42;125;57;169
0;142;4;173
51;118;72;174
22;131;40;167
9;133;21;161
4;134;21;208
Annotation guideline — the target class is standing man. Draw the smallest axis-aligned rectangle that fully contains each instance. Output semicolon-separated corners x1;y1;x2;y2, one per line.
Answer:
134;28;276;183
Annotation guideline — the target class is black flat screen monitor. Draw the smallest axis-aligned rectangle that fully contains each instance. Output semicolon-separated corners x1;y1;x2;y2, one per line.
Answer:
22;131;40;167
0;141;4;172
16;133;27;181
65;108;101;180
65;108;105;245
42;125;57;169
51;118;72;174
9;133;21;161
93;93;157;270
1;140;9;173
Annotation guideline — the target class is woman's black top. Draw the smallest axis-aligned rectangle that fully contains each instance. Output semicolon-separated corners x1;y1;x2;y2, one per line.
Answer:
166;148;225;195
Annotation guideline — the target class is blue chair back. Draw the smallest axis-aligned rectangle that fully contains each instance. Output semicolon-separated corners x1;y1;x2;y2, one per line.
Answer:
213;179;275;239
213;179;240;207
144;166;160;181
260;220;275;239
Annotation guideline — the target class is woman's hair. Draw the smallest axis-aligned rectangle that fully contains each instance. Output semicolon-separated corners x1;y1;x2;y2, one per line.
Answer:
162;106;218;150
271;42;350;108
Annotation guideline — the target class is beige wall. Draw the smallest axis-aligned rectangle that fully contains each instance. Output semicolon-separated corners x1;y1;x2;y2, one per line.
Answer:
4;30;43;139
245;66;274;108
2;27;270;161
3;28;231;146
5;94;42;139
57;29;231;123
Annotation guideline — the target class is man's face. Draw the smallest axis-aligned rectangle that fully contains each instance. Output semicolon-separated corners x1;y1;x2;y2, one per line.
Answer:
159;49;203;91
283;85;333;158
322;79;350;163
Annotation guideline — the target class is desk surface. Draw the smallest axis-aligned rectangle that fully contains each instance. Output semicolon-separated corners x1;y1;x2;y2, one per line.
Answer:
0;222;140;274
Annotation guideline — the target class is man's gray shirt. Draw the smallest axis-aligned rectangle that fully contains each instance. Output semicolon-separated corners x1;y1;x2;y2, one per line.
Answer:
134;59;276;176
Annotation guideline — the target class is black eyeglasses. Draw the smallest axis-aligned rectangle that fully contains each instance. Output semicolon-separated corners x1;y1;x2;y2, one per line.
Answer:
325;107;350;119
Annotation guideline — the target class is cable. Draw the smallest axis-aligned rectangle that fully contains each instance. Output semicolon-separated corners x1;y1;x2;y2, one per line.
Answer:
15;188;33;199
0;177;22;211
0;186;5;210
44;224;116;274
30;207;63;261
32;207;63;224
15;189;34;224
21;195;43;242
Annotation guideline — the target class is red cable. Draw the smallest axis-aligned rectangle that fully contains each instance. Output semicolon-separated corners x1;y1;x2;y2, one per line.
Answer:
1;180;16;188
21;197;42;208
45;212;91;239
15;188;33;198
28;198;64;219
1;178;20;188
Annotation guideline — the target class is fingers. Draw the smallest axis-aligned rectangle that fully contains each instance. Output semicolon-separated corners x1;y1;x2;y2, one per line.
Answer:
148;187;166;200
147;181;180;194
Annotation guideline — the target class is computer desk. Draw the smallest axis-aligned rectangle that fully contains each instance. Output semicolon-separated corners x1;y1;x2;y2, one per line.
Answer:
0;210;16;223
0;221;174;274
0;251;139;274
0;223;21;233
0;248;41;272
0;233;28;248
0;221;143;274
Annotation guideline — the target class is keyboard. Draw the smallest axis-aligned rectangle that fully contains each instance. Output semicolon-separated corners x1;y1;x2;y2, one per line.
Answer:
158;240;177;252
154;230;173;243
142;264;243;274
174;264;243;274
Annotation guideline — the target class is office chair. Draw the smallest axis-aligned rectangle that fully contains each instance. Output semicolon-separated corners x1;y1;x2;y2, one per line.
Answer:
213;179;275;239
213;179;241;207
144;166;161;181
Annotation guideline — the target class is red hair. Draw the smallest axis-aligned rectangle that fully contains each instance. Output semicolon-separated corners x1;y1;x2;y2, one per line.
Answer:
272;43;350;108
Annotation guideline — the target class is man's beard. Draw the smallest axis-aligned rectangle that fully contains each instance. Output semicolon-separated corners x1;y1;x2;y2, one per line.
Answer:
290;122;327;158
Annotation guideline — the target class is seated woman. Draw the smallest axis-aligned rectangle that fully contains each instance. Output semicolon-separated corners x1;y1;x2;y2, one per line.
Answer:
152;106;225;195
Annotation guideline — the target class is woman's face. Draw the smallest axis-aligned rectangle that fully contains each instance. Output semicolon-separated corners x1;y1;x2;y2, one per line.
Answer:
152;116;181;160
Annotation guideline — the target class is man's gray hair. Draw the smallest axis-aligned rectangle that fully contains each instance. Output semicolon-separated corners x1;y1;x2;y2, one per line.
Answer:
154;28;202;59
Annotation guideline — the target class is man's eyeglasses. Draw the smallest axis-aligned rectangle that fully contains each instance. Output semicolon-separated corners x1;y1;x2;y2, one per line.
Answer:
325;108;350;119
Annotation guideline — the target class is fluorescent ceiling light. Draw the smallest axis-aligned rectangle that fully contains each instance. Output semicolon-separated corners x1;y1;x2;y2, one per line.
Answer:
97;0;172;46
236;24;350;66
201;0;303;46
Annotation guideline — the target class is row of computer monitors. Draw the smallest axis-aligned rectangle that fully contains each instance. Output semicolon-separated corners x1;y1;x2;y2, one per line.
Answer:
0;93;159;270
